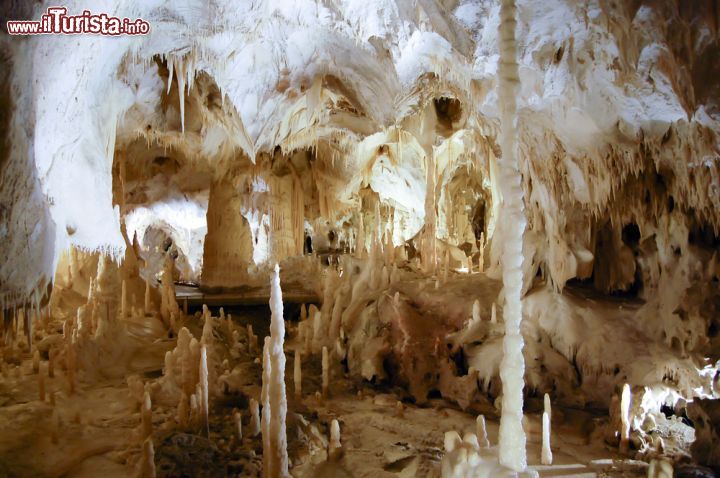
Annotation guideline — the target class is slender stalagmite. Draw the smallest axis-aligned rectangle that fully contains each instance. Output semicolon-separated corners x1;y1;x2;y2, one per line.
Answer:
199;344;209;437
544;393;551;422
262;337;271;473
142;438;156;478
261;264;289;477
144;280;151;313
476;415;490;448
32;350;40;373
620;384;631;452
497;0;527;470
234;409;243;440
250;398;261;436
48;348;55;377
472;300;480;323
38;365;46;401
121;280;127;319
294;350;302;398
142;391;153;439
541;411;552;465
322;346;329;397
178;393;189;427
329;419;341;459
423;151;437;274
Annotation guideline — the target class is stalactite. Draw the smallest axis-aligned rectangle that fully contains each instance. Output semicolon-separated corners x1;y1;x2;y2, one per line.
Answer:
497;0;527;471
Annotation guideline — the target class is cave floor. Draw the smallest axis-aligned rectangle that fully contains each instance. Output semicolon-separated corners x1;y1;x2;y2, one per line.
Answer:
0;299;653;477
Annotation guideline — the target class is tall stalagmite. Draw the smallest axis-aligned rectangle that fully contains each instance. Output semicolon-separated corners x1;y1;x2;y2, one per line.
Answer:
261;264;289;477
497;0;528;471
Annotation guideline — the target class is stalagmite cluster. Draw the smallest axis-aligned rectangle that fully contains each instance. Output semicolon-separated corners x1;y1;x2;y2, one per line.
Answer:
1;0;719;476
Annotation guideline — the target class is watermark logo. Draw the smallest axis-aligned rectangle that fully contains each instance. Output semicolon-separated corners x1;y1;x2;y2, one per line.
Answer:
7;6;150;36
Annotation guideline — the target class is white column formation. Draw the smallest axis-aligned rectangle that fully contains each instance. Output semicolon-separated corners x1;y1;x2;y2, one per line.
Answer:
496;0;528;471
261;264;289;477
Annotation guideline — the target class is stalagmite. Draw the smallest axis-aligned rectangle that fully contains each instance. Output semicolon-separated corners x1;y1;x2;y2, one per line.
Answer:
247;324;256;353
121;280;127;319
178;393;189;427
144;280;151;313
1;2;718;477
648;459;673;478
261;264;289;477
541;411;552;465
142;391;152;439
294;350;302;398
66;339;77;394
423;151;437;275
476;415;490;448
472;300;480;323
620;384;631;452
141;438;156;478
234;409;242;441
189;394;199;428
250;398;261;437
328;419;341;459
261;337;271;454
544;393;551;422
38;365;46;402
51;409;60;444
48;348;55;378
312;312;323;354
322;346;329;398
199;344;209;437
497;0;527;470
356;215;365;259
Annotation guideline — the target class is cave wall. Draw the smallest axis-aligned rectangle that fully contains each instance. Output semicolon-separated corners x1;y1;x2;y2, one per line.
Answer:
0;0;717;306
